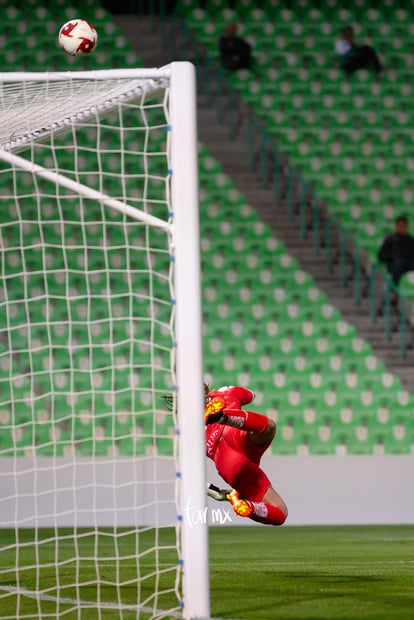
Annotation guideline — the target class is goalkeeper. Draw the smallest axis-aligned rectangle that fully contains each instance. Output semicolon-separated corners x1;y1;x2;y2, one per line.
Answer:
205;385;288;526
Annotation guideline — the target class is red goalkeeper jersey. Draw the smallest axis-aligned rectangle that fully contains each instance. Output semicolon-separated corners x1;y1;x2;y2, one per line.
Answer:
205;385;254;459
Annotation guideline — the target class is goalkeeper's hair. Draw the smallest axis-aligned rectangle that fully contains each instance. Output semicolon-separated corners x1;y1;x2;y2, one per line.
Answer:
162;383;210;411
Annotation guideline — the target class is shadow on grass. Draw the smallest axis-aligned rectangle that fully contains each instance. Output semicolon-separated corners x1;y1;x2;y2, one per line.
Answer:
286;573;385;584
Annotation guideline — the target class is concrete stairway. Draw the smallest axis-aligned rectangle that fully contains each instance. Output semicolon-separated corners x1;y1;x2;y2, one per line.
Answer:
113;14;413;388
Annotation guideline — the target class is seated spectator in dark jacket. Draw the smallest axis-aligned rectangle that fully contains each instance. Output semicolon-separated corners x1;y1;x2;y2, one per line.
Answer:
378;216;414;285
335;25;383;75
218;23;252;71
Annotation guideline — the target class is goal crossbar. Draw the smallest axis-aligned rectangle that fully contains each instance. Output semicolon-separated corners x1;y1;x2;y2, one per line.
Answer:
0;68;169;151
0;68;171;81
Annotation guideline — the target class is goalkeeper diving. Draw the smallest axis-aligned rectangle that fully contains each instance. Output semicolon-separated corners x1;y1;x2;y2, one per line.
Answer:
205;385;288;526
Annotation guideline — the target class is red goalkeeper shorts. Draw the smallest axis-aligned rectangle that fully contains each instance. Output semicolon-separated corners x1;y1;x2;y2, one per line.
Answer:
212;425;272;503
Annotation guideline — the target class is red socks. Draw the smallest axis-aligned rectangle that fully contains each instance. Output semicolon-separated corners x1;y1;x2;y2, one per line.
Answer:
221;408;268;434
217;407;284;525
246;501;287;526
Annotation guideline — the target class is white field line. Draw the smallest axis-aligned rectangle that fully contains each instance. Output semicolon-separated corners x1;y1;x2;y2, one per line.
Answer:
1;560;414;571
208;560;414;568
0;585;241;620
0;585;181;617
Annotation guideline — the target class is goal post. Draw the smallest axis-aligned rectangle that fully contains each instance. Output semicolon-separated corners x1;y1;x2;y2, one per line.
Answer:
0;62;210;620
170;64;210;620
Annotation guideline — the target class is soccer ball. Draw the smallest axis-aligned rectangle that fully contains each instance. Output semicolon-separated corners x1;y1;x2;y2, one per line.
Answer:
58;19;98;56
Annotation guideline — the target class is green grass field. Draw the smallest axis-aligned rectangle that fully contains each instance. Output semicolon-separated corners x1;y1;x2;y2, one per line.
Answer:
210;525;414;620
0;525;413;619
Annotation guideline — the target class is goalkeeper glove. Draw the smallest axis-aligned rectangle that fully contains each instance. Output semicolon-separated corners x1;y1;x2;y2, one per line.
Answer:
204;396;226;425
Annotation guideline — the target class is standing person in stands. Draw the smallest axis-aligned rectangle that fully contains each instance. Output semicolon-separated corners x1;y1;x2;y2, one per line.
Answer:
378;215;414;285
205;384;288;526
218;23;252;71
335;25;383;75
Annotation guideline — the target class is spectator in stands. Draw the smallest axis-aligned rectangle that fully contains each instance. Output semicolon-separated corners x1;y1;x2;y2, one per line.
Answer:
218;23;252;71
378;216;414;285
335;25;383;75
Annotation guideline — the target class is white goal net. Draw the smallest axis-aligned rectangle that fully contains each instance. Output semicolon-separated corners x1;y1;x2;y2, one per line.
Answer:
0;65;208;620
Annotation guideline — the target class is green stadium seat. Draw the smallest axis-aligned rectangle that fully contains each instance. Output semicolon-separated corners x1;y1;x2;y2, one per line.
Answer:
1;0;414;458
183;1;414;268
176;0;201;13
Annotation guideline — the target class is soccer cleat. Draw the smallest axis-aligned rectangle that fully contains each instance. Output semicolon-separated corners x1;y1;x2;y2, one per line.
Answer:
207;483;232;502
227;489;252;518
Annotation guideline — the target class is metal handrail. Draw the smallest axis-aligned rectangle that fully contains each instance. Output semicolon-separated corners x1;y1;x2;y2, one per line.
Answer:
158;10;411;359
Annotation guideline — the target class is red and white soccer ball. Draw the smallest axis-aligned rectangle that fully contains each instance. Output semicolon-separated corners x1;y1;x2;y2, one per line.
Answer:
58;19;98;56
